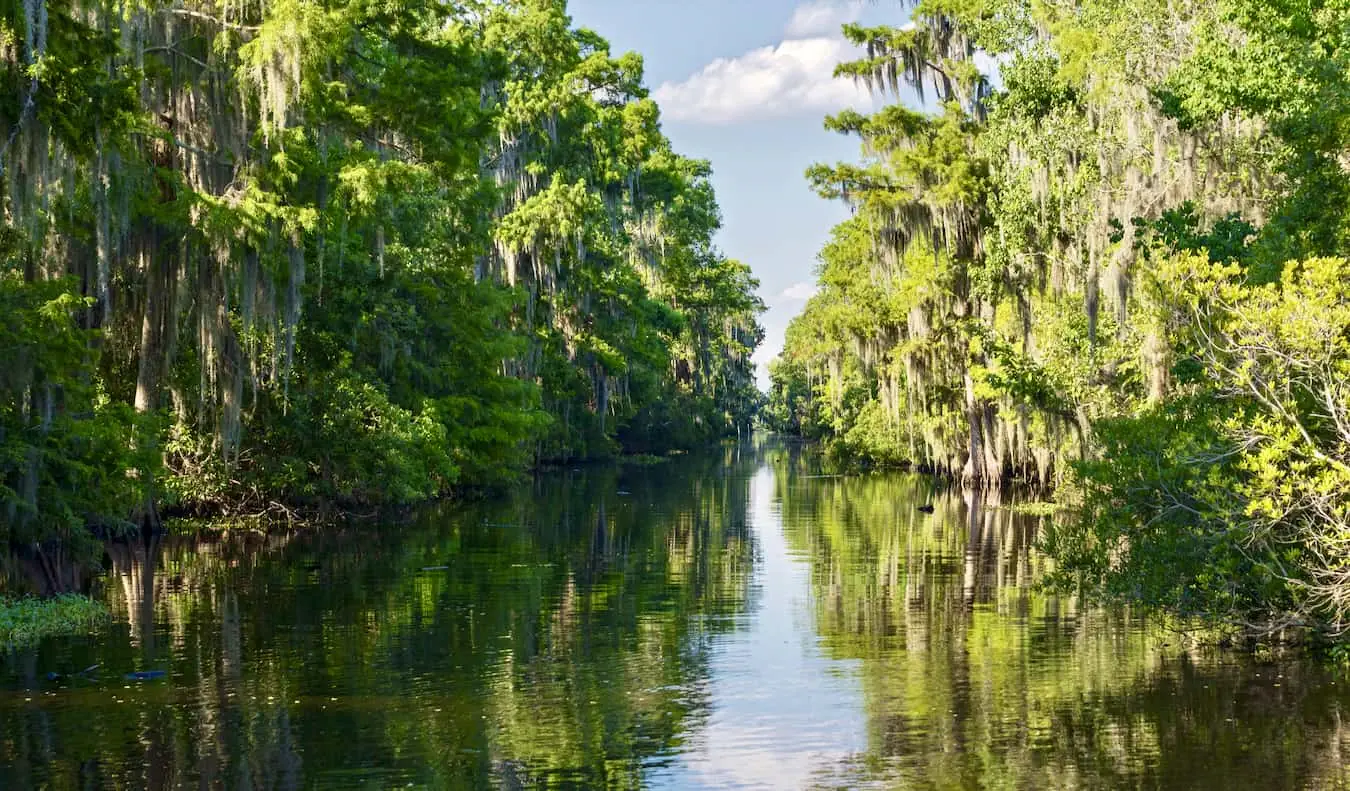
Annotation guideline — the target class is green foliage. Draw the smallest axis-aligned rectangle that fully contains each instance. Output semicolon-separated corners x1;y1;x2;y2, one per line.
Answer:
774;0;1350;642
1046;253;1350;637
0;594;108;648
0;0;761;562
0;271;158;556
1044;394;1277;623
1156;0;1350;260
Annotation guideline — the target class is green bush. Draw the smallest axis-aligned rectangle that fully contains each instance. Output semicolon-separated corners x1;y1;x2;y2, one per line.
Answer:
1045;255;1350;639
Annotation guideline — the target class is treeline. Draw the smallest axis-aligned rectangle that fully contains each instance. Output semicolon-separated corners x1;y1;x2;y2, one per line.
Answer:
767;0;1350;640
0;0;762;557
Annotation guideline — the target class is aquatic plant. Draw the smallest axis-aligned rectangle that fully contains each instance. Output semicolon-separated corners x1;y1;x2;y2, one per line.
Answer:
0;594;108;648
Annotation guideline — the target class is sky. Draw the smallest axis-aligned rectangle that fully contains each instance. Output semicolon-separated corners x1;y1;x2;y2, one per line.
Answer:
565;0;911;387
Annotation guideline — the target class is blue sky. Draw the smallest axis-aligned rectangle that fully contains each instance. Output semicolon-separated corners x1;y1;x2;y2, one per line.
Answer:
566;0;910;385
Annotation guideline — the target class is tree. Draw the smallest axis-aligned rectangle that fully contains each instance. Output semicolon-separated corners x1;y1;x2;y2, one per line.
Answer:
0;0;762;566
773;0;1350;639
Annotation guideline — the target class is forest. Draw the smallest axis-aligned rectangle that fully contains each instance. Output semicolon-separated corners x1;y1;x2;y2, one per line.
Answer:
2;0;1347;656
1;0;1349;783
766;0;1350;643
0;0;764;566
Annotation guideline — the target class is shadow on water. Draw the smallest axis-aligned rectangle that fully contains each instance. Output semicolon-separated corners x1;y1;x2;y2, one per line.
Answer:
0;438;1347;789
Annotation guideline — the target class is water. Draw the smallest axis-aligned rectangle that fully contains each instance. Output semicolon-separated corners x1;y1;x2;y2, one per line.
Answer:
2;440;1348;789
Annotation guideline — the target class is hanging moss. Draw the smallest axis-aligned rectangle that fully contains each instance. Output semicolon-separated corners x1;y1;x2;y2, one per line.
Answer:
770;0;1283;488
0;0;763;555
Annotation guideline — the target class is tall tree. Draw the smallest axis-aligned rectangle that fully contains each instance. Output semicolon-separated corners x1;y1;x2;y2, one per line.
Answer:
0;0;763;563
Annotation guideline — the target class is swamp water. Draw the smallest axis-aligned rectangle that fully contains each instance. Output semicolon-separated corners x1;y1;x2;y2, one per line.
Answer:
1;440;1348;789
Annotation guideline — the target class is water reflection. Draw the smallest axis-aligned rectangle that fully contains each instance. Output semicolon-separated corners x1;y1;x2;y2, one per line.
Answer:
0;439;1347;789
1;445;758;789
767;443;1350;790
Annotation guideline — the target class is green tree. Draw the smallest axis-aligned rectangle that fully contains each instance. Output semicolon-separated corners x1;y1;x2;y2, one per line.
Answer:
772;0;1350;640
0;0;762;566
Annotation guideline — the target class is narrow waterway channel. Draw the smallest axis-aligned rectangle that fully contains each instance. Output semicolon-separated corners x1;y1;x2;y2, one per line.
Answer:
2;439;1347;789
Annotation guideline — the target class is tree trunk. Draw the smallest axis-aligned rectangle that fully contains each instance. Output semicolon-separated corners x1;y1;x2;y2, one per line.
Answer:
962;370;985;484
134;234;170;413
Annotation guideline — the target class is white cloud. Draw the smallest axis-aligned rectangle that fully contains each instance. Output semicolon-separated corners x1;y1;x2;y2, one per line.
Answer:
784;0;863;38
779;281;820;301
653;37;875;124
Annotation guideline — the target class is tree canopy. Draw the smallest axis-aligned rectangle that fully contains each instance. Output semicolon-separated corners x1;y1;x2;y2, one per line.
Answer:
0;0;763;561
769;0;1350;640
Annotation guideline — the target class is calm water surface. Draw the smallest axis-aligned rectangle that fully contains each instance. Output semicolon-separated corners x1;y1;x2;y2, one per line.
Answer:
2;440;1348;789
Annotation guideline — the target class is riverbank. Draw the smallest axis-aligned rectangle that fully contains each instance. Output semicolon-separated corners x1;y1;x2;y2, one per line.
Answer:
2;445;702;603
162;446;684;523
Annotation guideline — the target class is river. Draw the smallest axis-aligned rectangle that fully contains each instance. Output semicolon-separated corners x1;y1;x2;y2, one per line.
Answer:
2;439;1347;789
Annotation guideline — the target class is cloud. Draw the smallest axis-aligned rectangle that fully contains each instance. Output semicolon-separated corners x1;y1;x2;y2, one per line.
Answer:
653;37;875;124
779;282;820;302
784;0;863;38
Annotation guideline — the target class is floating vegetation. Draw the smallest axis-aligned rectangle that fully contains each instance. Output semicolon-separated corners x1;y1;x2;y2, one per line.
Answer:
0;595;108;649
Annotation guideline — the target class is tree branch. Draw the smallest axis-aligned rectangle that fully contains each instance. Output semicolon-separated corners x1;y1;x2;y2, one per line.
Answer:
160;8;260;33
143;45;211;71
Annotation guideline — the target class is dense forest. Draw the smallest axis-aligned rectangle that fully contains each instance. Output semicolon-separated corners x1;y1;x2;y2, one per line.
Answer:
0;0;763;561
767;0;1350;641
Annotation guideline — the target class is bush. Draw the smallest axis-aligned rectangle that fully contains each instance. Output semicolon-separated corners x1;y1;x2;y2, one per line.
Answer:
1;274;159;555
1045;255;1350;640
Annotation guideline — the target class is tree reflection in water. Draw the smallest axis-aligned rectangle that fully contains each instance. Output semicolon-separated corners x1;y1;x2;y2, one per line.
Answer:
768;444;1350;790
0;445;757;789
1;440;1347;790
